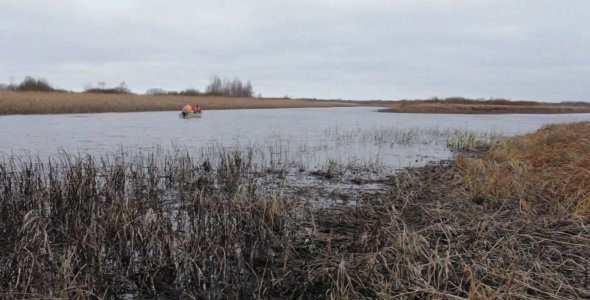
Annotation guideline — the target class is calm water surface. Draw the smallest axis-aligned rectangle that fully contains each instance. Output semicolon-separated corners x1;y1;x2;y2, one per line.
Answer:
1;107;589;169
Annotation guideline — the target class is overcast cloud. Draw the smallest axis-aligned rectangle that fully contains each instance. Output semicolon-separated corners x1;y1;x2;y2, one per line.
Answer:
1;0;588;101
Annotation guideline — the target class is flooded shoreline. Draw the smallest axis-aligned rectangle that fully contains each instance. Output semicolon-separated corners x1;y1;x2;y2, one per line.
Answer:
1;108;589;298
2;107;589;166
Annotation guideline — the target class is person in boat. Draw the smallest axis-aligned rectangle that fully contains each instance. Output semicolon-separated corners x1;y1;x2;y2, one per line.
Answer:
194;105;202;113
183;104;193;112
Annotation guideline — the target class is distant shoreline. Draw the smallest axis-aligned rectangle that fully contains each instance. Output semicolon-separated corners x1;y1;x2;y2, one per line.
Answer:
370;99;590;114
2;91;590;115
0;91;357;115
378;105;590;114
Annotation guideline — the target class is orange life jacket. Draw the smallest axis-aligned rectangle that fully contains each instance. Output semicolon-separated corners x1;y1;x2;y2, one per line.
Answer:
183;105;193;111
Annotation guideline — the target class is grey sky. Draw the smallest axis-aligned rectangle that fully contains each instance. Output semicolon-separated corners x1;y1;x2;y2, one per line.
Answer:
1;0;588;101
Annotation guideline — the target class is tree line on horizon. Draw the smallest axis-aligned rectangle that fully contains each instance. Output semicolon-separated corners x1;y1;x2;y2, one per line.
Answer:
2;76;588;105
0;75;255;98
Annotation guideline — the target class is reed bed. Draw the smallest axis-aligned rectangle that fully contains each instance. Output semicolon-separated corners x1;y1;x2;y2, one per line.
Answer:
1;125;588;299
0;149;295;298
0;92;355;115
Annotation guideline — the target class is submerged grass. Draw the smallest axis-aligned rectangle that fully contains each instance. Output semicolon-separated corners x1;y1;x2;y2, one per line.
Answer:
0;123;589;299
324;125;499;150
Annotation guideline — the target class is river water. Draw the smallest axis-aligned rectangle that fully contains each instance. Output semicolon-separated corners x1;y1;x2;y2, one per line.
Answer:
1;107;589;170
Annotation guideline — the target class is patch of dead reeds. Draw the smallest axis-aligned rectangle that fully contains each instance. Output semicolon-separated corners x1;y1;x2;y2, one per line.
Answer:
455;121;590;219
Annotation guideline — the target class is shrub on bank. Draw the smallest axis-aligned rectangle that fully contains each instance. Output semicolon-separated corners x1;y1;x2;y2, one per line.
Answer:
146;88;202;96
0;76;55;92
84;81;132;94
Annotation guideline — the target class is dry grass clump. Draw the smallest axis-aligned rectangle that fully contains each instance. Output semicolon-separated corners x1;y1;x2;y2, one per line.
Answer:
301;162;590;299
0;92;356;115
455;121;590;219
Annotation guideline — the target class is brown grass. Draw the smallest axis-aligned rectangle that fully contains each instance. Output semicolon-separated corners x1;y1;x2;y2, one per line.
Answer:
381;102;590;114
3;92;589;115
456;121;590;219
0;91;357;114
1;129;589;298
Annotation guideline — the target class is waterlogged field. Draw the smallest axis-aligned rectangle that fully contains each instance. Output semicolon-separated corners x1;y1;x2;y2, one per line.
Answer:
1;107;589;208
1;107;589;298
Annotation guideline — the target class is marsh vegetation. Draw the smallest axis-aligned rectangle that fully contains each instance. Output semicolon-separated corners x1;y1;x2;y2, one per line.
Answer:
1;123;588;298
0;92;355;115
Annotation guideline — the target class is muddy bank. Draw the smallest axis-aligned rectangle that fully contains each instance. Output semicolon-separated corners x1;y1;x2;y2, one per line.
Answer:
381;160;589;298
296;156;590;299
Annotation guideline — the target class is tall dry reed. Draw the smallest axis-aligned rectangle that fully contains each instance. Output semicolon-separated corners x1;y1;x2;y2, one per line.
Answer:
0;92;355;115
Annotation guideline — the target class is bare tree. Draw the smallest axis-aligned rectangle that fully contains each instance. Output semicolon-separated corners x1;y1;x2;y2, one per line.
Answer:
116;81;130;93
206;76;224;95
205;76;254;97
